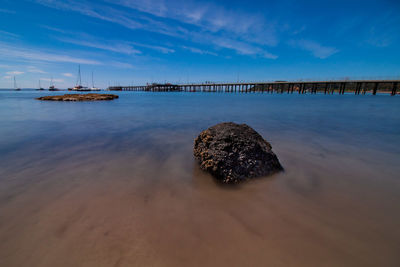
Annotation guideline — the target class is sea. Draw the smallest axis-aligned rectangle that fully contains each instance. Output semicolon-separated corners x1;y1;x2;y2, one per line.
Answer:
1;90;399;266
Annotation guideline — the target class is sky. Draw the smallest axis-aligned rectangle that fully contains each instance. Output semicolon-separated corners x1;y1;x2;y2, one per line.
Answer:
0;0;399;88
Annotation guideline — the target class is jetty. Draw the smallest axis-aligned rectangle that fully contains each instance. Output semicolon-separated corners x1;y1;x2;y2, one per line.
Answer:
108;79;399;95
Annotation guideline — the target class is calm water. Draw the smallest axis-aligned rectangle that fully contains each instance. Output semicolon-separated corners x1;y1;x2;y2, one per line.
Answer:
1;90;400;266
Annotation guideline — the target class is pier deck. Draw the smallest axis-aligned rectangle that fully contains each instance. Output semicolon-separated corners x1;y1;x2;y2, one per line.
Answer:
108;80;399;95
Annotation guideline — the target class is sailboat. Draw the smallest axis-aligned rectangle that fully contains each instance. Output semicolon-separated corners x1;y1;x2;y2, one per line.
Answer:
48;76;59;91
14;76;21;91
36;80;44;90
89;71;100;91
69;65;89;91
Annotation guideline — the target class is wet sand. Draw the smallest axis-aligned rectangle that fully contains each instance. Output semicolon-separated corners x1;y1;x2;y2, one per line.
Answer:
1;92;400;266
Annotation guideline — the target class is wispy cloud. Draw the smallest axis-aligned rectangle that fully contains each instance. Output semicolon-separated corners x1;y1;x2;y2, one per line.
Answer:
0;42;102;65
62;73;74;77
0;8;15;14
27;66;47;73
42;26;175;55
40;78;64;83
182;46;217;56
34;0;279;59
110;0;278;45
367;27;392;48
290;39;338;59
57;36;142;55
365;11;399;48
292;25;306;35
0;30;20;39
6;71;24;75
130;42;175;54
39;25;67;33
211;37;278;59
35;0;150;32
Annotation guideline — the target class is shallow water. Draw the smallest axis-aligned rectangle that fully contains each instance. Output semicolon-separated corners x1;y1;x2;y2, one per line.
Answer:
0;91;399;266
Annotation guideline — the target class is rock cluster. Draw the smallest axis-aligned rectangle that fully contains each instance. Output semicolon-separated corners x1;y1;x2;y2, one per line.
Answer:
36;94;119;101
194;122;283;184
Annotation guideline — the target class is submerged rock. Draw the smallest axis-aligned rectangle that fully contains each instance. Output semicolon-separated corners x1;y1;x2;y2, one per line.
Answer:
194;122;283;184
36;94;119;101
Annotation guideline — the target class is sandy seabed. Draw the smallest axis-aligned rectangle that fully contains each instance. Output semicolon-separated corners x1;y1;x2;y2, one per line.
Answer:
0;132;399;267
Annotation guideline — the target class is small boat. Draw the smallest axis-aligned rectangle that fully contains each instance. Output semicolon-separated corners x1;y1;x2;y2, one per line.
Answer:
14;76;21;91
89;71;100;91
68;65;90;91
48;77;60;91
68;85;90;91
36;80;44;90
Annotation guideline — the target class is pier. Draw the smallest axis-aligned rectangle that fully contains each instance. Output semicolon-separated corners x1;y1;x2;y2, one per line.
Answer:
108;80;399;95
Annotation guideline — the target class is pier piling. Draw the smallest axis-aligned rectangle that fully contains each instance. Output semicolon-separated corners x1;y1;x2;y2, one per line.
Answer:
108;80;399;96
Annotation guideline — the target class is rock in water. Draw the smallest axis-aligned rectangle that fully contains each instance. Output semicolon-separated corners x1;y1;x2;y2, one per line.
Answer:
36;94;118;101
194;122;283;184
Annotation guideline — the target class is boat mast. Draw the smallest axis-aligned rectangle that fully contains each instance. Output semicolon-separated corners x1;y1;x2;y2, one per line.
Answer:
76;65;82;87
14;76;17;89
92;71;94;88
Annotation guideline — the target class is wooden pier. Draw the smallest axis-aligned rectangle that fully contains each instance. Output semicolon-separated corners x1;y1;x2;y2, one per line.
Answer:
108;80;399;95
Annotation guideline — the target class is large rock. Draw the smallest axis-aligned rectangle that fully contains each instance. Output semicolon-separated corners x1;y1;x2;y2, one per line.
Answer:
36;94;118;101
194;122;283;184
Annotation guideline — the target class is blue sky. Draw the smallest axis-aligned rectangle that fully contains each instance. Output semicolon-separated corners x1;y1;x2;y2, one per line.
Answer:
0;0;399;88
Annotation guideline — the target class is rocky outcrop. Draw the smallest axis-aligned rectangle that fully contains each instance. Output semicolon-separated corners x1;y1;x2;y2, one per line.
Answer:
194;122;283;184
36;94;119;101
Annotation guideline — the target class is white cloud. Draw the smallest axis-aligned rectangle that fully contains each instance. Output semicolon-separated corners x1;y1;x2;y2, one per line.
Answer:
57;36;142;55
182;46;217;56
27;66;47;73
45;27;173;55
0;42;102;65
261;52;279;60
211;37;278;59
109;0;277;45
114;0;168;17
290;40;338;59
34;0;279;59
63;73;74;77
6;71;24;75
35;0;146;32
0;30;20;39
40;25;67;33
130;42;175;54
40;78;64;83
